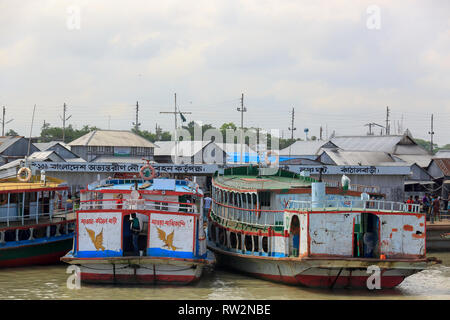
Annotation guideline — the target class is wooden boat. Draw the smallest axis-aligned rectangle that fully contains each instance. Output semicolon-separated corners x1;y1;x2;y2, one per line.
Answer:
61;167;214;285
0;171;75;267
207;165;439;289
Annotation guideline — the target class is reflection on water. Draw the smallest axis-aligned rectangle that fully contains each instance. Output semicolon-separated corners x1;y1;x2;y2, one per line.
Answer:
0;253;449;300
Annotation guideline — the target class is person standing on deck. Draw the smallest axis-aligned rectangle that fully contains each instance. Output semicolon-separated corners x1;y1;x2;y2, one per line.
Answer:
203;194;212;220
116;194;124;209
406;195;414;211
422;193;430;214
130;213;141;256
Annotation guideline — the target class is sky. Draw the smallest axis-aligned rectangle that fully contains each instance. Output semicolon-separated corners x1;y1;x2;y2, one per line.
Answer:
1;0;449;146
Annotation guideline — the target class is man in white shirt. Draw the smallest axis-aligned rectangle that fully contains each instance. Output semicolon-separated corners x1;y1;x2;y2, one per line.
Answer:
203;194;212;220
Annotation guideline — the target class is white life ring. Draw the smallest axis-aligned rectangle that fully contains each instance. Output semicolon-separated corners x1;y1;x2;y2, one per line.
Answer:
17;167;32;182
264;150;279;167
139;164;156;181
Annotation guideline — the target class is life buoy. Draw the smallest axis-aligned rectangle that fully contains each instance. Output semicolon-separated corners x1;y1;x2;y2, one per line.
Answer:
17;167;32;182
264;150;279;167
139;164;156;181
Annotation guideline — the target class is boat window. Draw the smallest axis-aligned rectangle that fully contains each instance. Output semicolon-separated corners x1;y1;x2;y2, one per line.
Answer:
236;233;242;250
18;229;31;241
4;230;15;242
34;227;46;239
259;192;271;207
218;227;226;247
229;231;236;248
262;236;268;253
244;234;253;252
253;235;259;252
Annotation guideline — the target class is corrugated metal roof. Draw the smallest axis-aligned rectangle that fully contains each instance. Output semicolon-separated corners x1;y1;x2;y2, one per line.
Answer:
435;150;450;158
433;158;450;176
0;136;23;153
68;130;157;148
322;149;395;166
393;154;433;168
34;141;69;151
331;135;405;153
154;141;211;157
279;140;336;156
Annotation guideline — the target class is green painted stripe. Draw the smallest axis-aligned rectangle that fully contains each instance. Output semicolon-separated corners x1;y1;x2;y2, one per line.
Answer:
0;238;73;261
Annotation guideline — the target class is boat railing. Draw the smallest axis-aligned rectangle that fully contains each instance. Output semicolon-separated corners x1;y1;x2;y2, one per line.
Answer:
79;199;198;213
0;202;75;227
0;219;74;244
212;200;284;228
287;199;422;213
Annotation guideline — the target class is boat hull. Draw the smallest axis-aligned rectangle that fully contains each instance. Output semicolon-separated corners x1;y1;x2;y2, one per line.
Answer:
209;245;426;289
78;263;203;285
0;235;73;268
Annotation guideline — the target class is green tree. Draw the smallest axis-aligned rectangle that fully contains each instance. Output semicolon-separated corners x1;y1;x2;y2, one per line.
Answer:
5;129;18;136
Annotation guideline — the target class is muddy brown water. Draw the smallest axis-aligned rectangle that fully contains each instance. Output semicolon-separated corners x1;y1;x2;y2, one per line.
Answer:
0;253;448;300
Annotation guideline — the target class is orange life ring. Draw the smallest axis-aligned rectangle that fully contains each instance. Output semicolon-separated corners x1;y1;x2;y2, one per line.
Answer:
139;164;156;181
17;167;32;182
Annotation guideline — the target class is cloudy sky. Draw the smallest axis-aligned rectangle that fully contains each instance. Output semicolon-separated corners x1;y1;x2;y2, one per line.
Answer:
1;0;449;145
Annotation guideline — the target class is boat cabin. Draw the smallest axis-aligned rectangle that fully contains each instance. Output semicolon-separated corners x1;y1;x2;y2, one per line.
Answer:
74;178;207;259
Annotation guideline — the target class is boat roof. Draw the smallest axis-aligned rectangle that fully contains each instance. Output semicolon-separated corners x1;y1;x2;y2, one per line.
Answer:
86;178;203;196
0;176;68;193
213;166;315;191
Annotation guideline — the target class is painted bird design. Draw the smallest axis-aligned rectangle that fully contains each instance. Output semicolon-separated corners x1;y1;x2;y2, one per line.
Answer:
85;227;105;251
157;227;179;251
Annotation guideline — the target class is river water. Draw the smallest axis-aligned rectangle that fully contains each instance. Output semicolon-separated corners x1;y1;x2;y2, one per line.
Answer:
0;253;449;300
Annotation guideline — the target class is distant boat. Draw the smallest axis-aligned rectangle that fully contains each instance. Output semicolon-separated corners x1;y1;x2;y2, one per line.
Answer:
0;169;75;267
62;163;214;285
207;165;439;289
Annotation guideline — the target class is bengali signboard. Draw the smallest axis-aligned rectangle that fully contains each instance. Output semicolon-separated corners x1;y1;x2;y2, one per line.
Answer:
148;213;195;257
30;161;412;176
30;161;215;174
78;212;122;256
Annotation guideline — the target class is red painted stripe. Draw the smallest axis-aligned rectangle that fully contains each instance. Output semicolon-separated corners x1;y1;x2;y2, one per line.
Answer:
285;209;425;216
80;272;198;284
0;250;69;268
253;272;405;289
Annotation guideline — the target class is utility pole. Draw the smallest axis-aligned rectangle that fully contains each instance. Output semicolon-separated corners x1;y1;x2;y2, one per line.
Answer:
365;123;385;136
132;101;141;132
288;107;296;141
237;93;246;163
1;106;14;136
60;103;72;143
320;126;323;140
428;114;435;154
385;106;390;135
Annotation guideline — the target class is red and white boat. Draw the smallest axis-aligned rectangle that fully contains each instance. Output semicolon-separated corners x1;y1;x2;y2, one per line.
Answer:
62;166;214;285
207;166;439;289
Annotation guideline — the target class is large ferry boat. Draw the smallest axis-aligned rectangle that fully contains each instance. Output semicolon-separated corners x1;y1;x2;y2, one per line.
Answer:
0;167;75;267
207;165;439;289
61;163;214;285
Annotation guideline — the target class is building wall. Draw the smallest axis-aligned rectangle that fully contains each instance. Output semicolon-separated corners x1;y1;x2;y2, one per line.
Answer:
321;174;406;202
